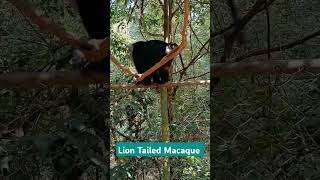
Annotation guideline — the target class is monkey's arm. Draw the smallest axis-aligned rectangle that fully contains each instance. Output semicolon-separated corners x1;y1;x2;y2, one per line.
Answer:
73;0;109;72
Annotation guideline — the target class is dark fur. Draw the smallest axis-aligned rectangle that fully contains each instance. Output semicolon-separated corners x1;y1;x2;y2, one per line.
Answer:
129;40;177;84
75;0;109;73
75;0;109;39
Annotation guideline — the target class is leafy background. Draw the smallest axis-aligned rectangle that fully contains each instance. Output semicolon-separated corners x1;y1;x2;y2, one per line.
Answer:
0;0;109;179
211;0;320;179
110;0;210;179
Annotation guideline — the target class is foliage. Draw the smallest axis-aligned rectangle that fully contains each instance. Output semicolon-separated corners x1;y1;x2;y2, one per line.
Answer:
0;1;108;179
110;0;210;179
211;0;320;179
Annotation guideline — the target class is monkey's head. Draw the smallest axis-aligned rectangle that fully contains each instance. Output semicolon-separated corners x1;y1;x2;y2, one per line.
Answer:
166;42;178;54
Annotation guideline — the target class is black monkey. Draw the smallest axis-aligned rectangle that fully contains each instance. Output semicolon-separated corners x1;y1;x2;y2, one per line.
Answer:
72;0;109;73
52;1;109;179
128;40;178;85
75;0;109;39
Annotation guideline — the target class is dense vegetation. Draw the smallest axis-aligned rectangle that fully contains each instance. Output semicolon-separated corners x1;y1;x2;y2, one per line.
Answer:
1;0;318;179
1;1;108;179
110;0;210;179
211;0;320;179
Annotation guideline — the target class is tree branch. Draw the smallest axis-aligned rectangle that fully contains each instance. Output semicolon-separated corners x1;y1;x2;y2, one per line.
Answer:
0;71;107;88
111;80;210;89
211;0;276;38
6;0;90;49
2;59;320;88
211;58;320;77
234;30;320;62
6;0;109;63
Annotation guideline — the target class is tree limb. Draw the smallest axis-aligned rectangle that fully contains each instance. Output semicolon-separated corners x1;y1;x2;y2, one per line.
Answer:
234;30;320;62
211;58;320;77
6;0;90;49
2;59;320;88
6;0;109;63
111;80;210;89
0;71;107;88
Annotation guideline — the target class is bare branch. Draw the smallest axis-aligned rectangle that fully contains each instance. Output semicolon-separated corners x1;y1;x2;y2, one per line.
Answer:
111;80;210;89
0;71;107;88
211;0;276;38
6;0;90;49
234;30;320;62
211;59;320;77
6;0;109;63
110;55;136;77
2;59;320;89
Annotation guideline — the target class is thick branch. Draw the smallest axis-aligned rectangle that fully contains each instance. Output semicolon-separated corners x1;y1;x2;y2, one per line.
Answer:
211;59;320;77
6;0;109;63
110;55;136;77
2;59;320;88
0;71;107;88
111;80;210;89
6;0;90;49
